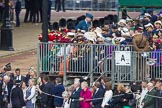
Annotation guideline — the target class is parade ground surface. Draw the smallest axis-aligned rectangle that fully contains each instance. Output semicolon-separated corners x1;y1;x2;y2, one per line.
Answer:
0;10;139;75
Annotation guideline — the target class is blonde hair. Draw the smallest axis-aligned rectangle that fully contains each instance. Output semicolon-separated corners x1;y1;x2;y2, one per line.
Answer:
81;81;88;88
117;83;125;92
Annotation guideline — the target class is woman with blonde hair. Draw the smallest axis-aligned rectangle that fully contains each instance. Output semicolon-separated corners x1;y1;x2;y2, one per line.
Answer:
79;81;91;108
25;78;37;108
113;83;125;108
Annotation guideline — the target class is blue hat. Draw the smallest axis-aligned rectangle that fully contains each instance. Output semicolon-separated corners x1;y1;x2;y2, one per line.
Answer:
86;13;93;19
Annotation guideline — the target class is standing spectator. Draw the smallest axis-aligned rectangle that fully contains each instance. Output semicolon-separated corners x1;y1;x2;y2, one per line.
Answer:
25;71;30;86
14;68;25;82
101;82;113;108
25;79;37;108
143;23;154;41
61;0;65;12
122;86;134;108
48;0;52;21
29;67;37;85
55;0;61;12
0;76;3;108
15;0;21;27
91;81;104;108
38;0;43;22
79;81;91;108
24;0;31;22
11;80;25;108
52;77;65;108
70;78;81;108
141;82;156;108
75;13;93;32
0;0;4;22
38;75;54;108
20;81;27;108
132;28;149;80
155;80;162;108
2;75;13;108
137;80;148;108
113;83;125;108
148;9;158;23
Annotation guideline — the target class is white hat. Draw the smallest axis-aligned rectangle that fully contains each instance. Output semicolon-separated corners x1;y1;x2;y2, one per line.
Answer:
154;20;162;25
144;13;151;17
144;23;154;28
67;32;75;36
118;19;126;25
94;27;102;34
147;82;153;87
84;32;97;42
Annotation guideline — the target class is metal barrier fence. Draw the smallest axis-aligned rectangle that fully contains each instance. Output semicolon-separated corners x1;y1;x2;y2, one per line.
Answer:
37;43;162;84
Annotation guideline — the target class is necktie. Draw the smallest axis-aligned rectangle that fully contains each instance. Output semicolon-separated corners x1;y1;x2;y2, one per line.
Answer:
73;89;76;94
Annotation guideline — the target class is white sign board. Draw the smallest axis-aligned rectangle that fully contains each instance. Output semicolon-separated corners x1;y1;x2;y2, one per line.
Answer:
115;51;131;66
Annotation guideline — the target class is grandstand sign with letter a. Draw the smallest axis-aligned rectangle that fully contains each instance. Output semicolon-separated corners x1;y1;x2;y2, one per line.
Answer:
115;51;131;66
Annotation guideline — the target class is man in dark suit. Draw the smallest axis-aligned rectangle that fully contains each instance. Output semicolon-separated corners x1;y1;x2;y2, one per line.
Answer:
52;77;65;108
24;0;31;22
75;13;93;32
15;0;21;27
55;0;61;12
61;0;65;12
14;68;25;82
70;78;81;108
39;75;54;108
155;80;162;108
91;82;104;108
11;80;25;108
141;82;156;108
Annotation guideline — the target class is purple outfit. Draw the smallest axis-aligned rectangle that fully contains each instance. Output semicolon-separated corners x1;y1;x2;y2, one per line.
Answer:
79;88;91;108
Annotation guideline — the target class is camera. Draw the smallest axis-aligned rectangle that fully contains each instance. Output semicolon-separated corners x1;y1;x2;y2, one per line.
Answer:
4;63;11;71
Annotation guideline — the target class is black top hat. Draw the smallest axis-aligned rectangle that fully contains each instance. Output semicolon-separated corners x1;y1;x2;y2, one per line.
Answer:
53;22;59;31
67;21;75;30
98;18;105;27
104;20;112;25
93;20;100;28
59;18;67;28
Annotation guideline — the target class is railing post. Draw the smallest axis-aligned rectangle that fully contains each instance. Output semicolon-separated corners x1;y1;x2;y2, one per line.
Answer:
132;51;136;81
63;43;67;86
37;43;40;77
90;45;94;86
111;51;115;88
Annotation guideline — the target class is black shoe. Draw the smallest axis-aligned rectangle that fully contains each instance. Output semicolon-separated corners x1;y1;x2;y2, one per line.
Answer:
63;10;66;12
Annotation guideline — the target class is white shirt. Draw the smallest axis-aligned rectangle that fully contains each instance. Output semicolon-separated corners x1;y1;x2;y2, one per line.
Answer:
101;90;113;107
139;88;148;108
16;75;22;80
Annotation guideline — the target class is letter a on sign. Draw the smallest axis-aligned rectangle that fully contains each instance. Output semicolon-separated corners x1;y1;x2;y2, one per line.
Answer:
121;55;125;61
115;51;131;66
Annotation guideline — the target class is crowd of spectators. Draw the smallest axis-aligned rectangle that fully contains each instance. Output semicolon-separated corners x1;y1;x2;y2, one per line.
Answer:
1;63;162;108
38;10;162;77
